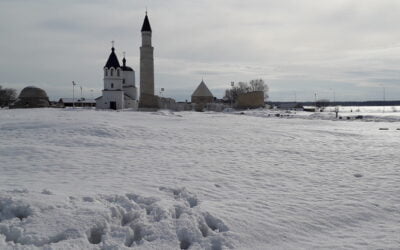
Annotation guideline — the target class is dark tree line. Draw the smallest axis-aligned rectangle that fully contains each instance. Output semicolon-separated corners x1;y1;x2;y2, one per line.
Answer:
0;86;17;107
224;79;269;102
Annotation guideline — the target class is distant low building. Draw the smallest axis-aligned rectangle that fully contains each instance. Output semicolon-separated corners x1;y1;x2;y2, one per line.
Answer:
277;102;303;110
236;91;265;109
303;106;317;112
10;86;50;109
58;98;96;108
191;80;214;104
191;80;214;111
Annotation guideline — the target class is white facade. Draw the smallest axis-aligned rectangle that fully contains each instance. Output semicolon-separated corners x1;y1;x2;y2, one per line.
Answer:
96;47;138;110
122;70;137;100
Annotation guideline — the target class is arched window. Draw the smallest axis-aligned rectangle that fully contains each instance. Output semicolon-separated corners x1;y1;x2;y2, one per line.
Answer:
122;79;125;84
111;83;114;88
104;69;108;76
110;68;114;76
117;69;120;77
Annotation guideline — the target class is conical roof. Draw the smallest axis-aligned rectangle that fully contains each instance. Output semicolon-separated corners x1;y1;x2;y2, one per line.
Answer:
191;80;213;97
104;47;120;68
141;14;152;32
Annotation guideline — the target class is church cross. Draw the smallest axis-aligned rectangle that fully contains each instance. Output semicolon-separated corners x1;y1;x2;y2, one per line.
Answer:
111;40;115;48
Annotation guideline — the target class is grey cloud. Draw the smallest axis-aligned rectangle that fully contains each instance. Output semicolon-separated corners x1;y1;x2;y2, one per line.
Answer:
1;0;400;101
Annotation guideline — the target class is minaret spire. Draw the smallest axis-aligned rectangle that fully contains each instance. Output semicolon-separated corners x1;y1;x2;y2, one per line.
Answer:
139;11;157;109
141;11;152;32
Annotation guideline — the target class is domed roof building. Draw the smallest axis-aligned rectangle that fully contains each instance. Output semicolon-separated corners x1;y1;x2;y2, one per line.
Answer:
10;86;50;109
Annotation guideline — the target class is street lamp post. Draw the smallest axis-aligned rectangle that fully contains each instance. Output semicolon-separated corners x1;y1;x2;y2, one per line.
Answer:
330;88;336;105
79;85;83;107
230;82;234;107
314;92;317;111
381;84;386;113
72;81;76;108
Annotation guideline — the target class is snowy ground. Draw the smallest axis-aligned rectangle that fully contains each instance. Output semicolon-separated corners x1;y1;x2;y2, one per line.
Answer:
245;106;400;122
0;108;399;249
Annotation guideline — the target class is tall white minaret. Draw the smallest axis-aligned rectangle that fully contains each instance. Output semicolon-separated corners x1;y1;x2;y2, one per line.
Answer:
139;12;156;108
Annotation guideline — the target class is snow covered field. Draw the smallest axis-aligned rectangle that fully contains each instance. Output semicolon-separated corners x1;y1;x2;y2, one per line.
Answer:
245;106;400;122
0;108;399;249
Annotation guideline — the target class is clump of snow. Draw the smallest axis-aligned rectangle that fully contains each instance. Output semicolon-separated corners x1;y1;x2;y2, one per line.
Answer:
0;197;33;222
0;190;232;249
41;189;53;195
159;187;199;208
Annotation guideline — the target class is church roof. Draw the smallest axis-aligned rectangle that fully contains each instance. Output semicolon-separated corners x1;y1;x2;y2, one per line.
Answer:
121;57;133;71
141;14;152;32
121;66;134;72
191;80;213;97
104;47;120;68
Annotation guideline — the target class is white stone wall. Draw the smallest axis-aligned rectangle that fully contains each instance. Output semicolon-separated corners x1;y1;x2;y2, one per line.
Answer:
122;70;135;87
124;98;138;109
104;67;123;90
96;90;124;109
122;70;137;100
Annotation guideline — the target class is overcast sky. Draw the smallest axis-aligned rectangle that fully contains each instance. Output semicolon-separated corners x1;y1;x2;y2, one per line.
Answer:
1;0;400;101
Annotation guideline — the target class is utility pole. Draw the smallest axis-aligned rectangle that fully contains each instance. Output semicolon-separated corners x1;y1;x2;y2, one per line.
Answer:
382;85;386;113
330;88;336;105
79;85;83;107
381;85;386;102
230;81;234;107
333;90;336;104
72;81;76;108
314;92;317;111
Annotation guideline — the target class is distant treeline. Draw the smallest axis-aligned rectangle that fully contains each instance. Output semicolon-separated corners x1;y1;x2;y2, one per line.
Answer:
270;100;400;107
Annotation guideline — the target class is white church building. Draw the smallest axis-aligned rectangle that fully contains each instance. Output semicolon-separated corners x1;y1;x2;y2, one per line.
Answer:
95;46;138;110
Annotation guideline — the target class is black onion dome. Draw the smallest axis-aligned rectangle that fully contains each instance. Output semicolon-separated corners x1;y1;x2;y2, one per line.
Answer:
104;47;121;68
121;66;134;72
121;57;133;71
141;14;152;32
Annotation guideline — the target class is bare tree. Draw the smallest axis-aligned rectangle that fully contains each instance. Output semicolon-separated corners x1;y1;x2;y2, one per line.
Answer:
249;79;269;99
224;79;269;102
0;86;17;107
